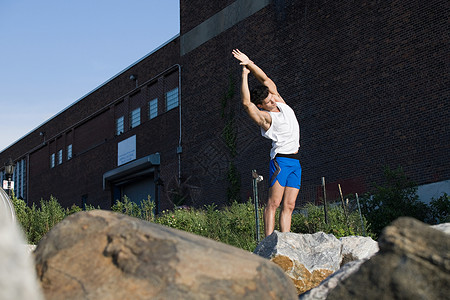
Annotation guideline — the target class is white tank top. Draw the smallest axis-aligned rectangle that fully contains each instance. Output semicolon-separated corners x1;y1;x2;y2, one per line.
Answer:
261;102;300;160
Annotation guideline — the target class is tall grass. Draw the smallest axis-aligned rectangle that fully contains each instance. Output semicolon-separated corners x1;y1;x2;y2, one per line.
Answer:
291;202;374;239
156;201;261;251
11;167;448;248
12;196;69;243
12;194;373;251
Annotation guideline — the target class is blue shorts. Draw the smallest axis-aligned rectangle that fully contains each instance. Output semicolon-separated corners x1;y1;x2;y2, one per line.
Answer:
269;157;302;189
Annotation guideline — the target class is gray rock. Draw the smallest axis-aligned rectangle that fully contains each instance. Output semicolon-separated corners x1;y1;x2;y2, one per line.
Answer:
35;210;297;300
25;244;36;254
327;217;450;300
254;231;342;294
0;188;44;300
339;235;378;266
0;187;16;224
298;236;378;299
432;223;450;234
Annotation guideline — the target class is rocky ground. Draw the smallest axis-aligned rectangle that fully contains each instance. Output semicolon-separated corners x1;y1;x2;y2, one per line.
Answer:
1;206;449;299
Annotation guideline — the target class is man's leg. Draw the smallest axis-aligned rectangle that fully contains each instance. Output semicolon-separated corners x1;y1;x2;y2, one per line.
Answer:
279;187;299;232
264;181;285;236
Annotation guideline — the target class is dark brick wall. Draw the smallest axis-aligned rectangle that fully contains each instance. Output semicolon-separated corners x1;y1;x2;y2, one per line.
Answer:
179;0;449;206
1;39;181;208
1;0;448;210
180;4;278;207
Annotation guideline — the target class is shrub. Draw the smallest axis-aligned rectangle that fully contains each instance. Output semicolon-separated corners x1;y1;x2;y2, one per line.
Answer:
156;206;207;236
205;200;260;251
67;204;82;215
10;194;28;227
13;194;372;250
111;195;156;221
359;167;429;237
156;200;260;252
428;193;450;224
291;202;373;239
12;195;68;244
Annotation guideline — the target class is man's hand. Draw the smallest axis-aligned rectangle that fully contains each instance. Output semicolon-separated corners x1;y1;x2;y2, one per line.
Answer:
233;48;282;103
232;49;253;65
242;65;250;75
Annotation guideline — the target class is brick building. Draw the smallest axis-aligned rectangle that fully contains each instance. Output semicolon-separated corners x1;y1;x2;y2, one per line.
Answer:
1;0;449;210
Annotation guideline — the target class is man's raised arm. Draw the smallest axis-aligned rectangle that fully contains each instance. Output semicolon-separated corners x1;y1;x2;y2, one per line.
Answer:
232;49;279;96
239;65;271;131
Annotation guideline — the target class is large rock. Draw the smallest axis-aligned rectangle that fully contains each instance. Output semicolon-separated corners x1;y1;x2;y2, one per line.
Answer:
299;258;368;300
254;231;342;294
34;210;297;300
299;236;378;299
339;235;379;266
0;188;44;300
432;222;450;234
327;217;450;299
302;223;450;299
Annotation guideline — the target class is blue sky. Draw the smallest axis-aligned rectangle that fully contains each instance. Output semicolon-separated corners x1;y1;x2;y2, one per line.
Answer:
0;0;180;152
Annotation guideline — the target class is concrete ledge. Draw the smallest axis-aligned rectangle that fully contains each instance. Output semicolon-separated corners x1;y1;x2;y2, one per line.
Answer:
181;0;271;55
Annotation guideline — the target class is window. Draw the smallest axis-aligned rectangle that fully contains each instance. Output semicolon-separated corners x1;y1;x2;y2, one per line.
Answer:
116;116;124;135
130;108;141;128
57;149;63;165
149;98;158;119
67;144;73;160
166;87;179;111
12;158;27;200
15;160;20;197
50;153;55;168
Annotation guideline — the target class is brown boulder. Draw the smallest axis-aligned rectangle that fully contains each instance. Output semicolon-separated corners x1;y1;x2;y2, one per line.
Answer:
34;210;297;300
327;217;450;299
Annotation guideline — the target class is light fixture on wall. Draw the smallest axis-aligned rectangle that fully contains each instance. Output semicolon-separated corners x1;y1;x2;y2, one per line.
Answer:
4;158;14;180
39;131;46;144
130;74;138;88
4;158;15;197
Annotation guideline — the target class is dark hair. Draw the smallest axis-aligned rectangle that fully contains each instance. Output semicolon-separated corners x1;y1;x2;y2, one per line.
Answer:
250;85;269;106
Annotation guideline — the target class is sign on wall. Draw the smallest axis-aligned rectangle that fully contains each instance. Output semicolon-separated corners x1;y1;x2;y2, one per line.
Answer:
2;180;14;190
118;135;136;166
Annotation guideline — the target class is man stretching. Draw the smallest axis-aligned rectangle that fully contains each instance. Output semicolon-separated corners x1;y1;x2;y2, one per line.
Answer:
232;49;301;237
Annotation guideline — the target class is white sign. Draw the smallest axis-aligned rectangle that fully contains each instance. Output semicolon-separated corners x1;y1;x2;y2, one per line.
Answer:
118;135;136;166
2;180;14;190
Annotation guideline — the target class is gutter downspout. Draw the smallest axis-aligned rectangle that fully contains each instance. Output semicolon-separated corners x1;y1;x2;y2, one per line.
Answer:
26;154;30;205
176;64;182;185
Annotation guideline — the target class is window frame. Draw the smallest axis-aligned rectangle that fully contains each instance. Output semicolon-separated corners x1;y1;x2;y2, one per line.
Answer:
149;98;158;120
165;87;179;111
116;116;124;135
67;144;73;160
130;108;141;128
57;149;63;165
